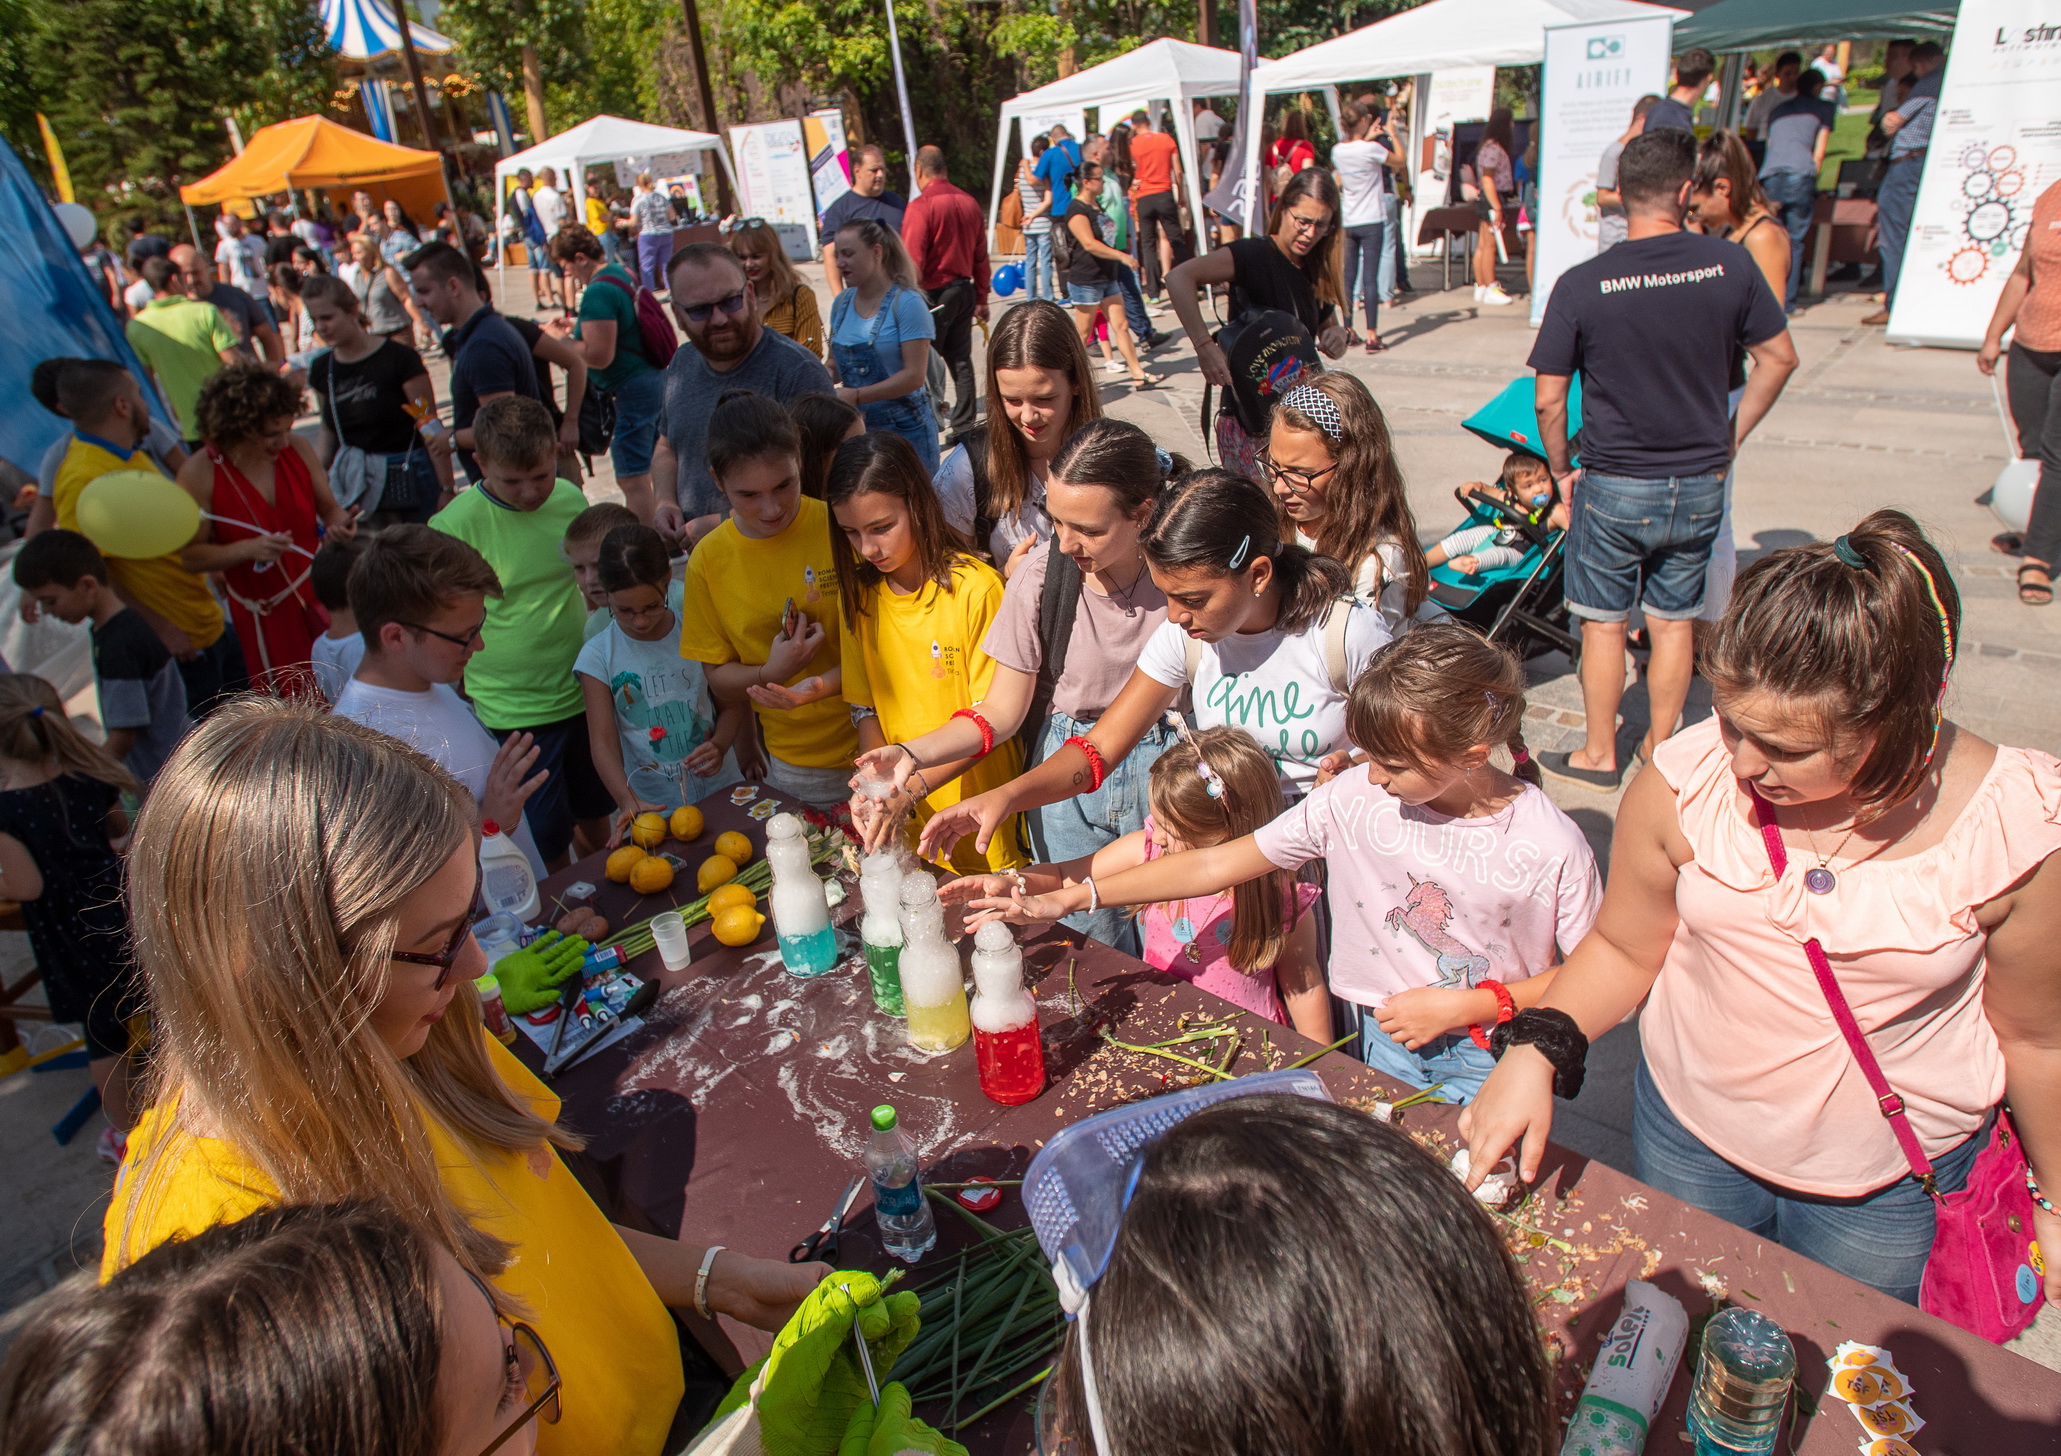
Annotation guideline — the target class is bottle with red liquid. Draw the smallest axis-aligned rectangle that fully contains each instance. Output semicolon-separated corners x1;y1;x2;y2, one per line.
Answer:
969;920;1045;1105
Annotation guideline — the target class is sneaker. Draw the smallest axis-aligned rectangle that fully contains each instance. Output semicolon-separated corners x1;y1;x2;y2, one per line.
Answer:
1472;283;1485;301
1103;357;1125;374
97;1126;127;1165
1479;285;1515;307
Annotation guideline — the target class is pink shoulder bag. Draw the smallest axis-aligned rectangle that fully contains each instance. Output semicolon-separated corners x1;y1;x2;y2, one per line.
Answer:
1751;789;2044;1343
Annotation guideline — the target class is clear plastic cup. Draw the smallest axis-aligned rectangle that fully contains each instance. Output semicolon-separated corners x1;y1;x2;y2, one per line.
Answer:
649;910;691;971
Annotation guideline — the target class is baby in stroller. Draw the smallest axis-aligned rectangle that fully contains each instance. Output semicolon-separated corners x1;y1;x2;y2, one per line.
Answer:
1426;452;1560;575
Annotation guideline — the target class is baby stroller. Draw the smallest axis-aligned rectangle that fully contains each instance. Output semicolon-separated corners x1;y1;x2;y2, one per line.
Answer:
1424;375;1584;662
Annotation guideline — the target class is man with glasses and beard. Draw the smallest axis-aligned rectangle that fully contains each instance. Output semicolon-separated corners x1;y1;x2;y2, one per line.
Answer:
650;244;832;548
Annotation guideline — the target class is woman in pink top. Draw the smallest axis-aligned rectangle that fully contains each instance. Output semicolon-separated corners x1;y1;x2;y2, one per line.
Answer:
1464;511;2061;1306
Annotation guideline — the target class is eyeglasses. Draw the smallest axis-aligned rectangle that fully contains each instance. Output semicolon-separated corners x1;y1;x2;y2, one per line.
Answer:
1282;210;1331;235
389;869;481;991
401;618;486;650
1258;454;1338;493
466;1271;562;1456
678;290;750;324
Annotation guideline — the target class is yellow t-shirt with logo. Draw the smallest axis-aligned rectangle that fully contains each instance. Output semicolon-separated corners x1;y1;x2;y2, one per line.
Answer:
104;1037;684;1456
53;437;225;648
680;495;858;771
841;556;1024;873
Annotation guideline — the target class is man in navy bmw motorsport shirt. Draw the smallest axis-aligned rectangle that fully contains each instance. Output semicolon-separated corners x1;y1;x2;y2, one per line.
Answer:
1529;127;1798;791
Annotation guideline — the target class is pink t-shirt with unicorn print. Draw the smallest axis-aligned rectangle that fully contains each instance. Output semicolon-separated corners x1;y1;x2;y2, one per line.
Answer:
1251;771;1602;1008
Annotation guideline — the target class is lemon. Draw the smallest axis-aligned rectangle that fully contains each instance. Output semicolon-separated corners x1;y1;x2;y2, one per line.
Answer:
712;906;766;946
670;804;706;842
714;830;753;866
605;846;647;883
629;856;676;895
631;812;669;849
696;854;739;893
707;882;756;914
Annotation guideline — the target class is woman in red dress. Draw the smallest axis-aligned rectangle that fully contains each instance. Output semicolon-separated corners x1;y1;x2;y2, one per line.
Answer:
177;363;356;695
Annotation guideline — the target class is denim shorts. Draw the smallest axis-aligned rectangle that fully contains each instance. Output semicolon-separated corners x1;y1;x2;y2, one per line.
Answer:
1350;1005;1498;1104
1564;469;1727;622
609;367;666;477
1067;280;1117;308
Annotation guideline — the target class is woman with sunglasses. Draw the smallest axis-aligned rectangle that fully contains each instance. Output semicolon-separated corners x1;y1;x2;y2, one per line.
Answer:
731;219;824;360
3;1200;562;1456
1164;168;1351;477
105;700;827;1456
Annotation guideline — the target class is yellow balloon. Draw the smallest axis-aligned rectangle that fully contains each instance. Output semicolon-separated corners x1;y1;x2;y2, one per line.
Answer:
74;471;200;560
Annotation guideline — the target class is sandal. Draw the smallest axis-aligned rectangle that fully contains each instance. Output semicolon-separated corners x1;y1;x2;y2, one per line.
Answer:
1130;370;1166;390
1993;532;2026;556
2019;563;2054;606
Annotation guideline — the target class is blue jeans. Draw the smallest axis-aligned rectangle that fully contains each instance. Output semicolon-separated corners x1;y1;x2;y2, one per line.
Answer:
1760;170;1816;309
1023;711;1176;955
1565;470;1728;623
1344;222;1383;331
1633;1057;1981;1304
1021;231;1053;301
1116;264;1152;342
1875;153;1925;307
609;366;666;477
1351;1007;1498;1103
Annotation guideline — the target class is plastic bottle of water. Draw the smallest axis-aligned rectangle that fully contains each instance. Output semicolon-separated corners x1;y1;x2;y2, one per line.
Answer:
478;821;539;923
864;1104;936;1262
1687;1307;1795;1456
766;814;837;976
969;921;1044;1104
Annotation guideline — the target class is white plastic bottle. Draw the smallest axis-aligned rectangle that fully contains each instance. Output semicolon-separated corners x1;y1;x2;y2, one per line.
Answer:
864;1104;936;1262
896;872;969;1052
766;813;836;976
478;820;539;923
969;921;1044;1104
858;851;906;1016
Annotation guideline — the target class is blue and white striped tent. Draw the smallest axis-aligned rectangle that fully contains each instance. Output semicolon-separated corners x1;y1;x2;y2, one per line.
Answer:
322;0;456;59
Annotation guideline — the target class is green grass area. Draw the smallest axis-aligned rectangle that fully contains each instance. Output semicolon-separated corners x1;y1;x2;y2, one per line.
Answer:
1819;107;1874;190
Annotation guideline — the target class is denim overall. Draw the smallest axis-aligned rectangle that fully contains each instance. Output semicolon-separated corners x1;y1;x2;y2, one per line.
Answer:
831;285;939;476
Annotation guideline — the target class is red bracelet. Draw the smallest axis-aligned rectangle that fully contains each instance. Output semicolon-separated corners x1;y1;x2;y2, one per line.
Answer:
1064;735;1107;792
1468;980;1517;1051
952;707;995;756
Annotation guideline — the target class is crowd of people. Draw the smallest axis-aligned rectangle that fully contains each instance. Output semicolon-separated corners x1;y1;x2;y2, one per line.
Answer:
6;51;2060;1456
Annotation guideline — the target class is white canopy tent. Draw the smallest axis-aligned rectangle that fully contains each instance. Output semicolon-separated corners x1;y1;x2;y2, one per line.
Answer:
989;38;1258;256
1236;0;1685;234
494;115;734;293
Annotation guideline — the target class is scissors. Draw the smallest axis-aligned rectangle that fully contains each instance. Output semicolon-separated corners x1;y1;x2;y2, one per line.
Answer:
791;1177;865;1264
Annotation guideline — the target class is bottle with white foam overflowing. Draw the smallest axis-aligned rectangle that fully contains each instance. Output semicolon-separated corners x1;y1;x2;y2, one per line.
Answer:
969;920;1044;1104
858;850;905;1017
896;872;968;1053
766;813;836;977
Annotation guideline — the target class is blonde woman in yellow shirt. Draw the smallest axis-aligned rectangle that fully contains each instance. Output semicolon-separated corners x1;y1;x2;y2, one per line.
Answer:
829;431;1026;874
105;700;825;1456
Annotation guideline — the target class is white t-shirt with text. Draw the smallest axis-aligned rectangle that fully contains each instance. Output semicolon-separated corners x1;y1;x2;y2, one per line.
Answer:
573;612;741;807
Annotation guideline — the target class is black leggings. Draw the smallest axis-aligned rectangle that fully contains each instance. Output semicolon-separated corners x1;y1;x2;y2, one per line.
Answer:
2013;342;2061;568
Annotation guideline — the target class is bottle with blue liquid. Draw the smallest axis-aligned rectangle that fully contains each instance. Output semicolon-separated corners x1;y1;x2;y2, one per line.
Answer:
766;813;837;976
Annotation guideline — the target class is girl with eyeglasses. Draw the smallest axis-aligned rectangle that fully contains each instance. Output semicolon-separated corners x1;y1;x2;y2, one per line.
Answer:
1;1200;561;1456
105;701;826;1456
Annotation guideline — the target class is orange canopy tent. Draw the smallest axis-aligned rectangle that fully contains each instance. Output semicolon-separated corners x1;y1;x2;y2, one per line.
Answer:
180;115;447;221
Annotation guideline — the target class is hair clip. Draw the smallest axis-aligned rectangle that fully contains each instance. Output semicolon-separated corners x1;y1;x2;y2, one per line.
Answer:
1831;535;1872;571
1226;534;1252;570
1162;713;1231;805
28;706;43;718
1281;384;1344;442
1154;445;1173;475
1482;690;1498;708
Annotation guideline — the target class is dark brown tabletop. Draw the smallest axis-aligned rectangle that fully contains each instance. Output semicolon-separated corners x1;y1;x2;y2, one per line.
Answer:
517;784;2061;1454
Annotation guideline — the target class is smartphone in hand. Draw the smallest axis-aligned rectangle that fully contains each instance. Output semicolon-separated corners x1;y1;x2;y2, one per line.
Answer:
781;597;802;640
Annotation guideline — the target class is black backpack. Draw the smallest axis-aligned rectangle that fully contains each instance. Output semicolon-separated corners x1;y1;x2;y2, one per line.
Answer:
947;425;999;563
1203;307;1321;446
1019;538;1084;759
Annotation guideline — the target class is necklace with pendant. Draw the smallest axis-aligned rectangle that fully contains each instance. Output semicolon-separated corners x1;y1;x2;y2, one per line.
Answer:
1800;821;1860;894
1171;894;1228;961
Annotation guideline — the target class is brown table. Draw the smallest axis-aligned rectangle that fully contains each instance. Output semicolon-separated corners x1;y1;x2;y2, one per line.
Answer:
520;785;2061;1453
1807;194;1881;299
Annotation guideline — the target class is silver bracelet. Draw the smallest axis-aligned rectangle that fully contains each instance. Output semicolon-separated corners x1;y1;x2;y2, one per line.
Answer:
1085;876;1099;914
848;703;879;725
694;1244;726;1319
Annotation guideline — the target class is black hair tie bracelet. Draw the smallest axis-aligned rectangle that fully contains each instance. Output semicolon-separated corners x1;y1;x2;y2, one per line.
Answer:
1488;1009;1589;1101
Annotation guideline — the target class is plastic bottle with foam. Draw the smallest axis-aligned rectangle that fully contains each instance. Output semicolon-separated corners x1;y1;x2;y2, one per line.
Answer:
969;920;1044;1104
896;872;968;1052
858;850;905;1017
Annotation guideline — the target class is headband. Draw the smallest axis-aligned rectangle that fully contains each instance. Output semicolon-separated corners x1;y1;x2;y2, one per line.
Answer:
1154;445;1173;476
1281;384;1343;443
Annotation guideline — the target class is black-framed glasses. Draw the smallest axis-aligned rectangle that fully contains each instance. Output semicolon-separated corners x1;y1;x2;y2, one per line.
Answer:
1258;454;1339;493
679;289;750;324
467;1271;562;1456
389;870;481;991
400;618;486;650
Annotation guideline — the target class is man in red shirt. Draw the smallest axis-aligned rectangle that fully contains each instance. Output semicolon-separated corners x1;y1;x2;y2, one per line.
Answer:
1126;108;1187;299
902;145;991;437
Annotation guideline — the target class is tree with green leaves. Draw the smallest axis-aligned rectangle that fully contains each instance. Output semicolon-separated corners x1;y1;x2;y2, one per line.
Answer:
439;0;589;144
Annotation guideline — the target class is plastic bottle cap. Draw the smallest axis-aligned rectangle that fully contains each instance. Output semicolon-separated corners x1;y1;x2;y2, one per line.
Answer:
475;973;499;993
870;1104;898;1131
481;820;501;836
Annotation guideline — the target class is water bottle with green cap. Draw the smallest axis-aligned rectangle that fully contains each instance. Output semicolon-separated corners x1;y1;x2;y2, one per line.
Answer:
864;1104;936;1262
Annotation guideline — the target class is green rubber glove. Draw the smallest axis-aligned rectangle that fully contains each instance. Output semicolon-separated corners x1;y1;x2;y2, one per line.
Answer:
494;931;590;1014
709;1271;922;1456
838;1383;968;1456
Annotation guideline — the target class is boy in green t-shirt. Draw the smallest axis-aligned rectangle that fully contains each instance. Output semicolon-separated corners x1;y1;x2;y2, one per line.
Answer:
430;395;608;865
546;225;665;525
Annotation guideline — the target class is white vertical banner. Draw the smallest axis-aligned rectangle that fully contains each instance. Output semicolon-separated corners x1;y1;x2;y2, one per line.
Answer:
1887;2;2061;349
729;119;819;255
1410;67;1499;255
1530;14;1675;326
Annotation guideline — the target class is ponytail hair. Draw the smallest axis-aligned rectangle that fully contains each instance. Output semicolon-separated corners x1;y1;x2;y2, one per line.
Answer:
836;217;917;290
706;389;801;487
0;673;136;796
1143;468;1349;635
1049;419;1189;514
1346;624;1525;772
1705;509;1959;823
1146;726;1301;972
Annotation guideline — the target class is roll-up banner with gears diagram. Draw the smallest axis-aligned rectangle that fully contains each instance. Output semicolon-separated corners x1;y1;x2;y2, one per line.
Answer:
1886;0;2061;349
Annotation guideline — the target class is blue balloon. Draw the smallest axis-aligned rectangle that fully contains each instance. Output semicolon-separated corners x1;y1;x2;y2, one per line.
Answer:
994;263;1023;297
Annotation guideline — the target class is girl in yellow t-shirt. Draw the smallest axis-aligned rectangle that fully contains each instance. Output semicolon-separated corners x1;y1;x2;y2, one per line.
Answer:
829;432;1027;875
105;700;825;1456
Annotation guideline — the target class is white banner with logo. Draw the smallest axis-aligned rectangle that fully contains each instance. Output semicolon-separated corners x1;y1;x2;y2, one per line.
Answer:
1530;14;1675;326
1018;109;1089;151
1887;0;2061;349
1410;67;1498;254
805;109;853;223
729;120;819;253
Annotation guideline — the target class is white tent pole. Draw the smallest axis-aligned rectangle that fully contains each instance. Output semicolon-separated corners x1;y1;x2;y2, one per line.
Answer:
884;0;921;195
987;113;1014;249
1170;98;1208;257
1322;84;1342;140
1237;0;1262;240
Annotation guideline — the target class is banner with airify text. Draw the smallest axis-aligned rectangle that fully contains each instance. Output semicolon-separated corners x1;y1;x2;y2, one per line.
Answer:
1887;0;2061;349
1530;13;1675;328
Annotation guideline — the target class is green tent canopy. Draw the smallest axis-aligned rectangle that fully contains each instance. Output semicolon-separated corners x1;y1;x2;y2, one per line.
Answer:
1674;0;1956;51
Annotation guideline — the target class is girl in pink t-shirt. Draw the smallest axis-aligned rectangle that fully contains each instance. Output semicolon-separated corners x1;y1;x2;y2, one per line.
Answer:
958;625;1600;1101
945;726;1327;1036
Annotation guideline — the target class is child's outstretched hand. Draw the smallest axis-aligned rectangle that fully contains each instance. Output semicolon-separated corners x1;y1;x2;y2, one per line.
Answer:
1374;987;1483;1051
684;739;725;776
957;884;1071;930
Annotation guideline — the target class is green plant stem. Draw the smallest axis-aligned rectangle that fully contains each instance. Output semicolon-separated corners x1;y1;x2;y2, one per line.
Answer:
1099;1030;1237;1080
952;1252;1037;1421
1283;1032;1356;1069
951;1365;1055;1430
